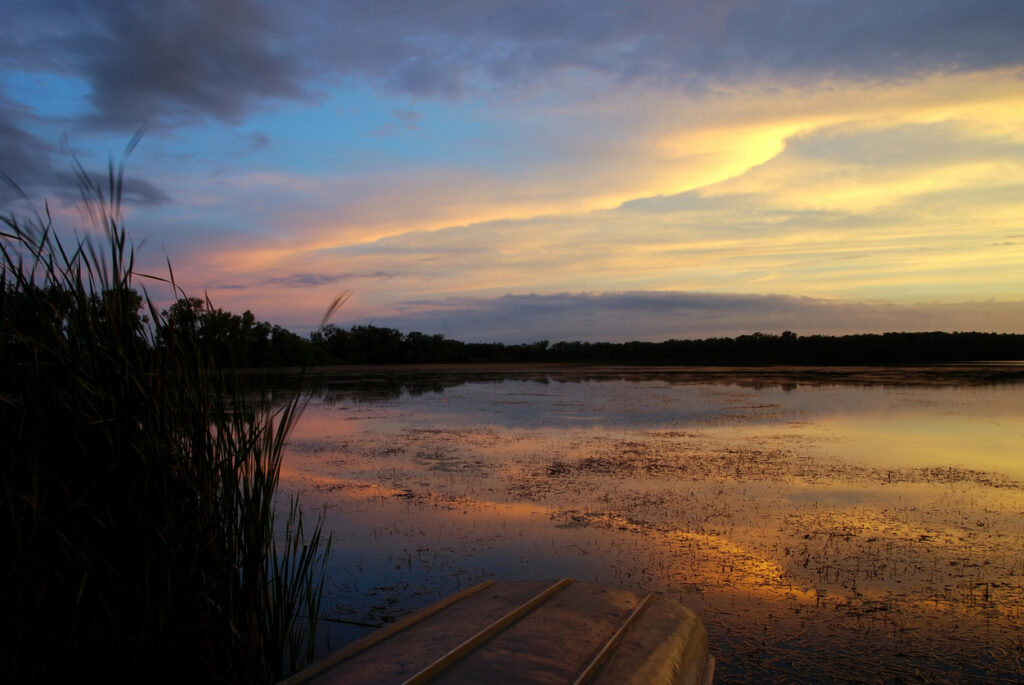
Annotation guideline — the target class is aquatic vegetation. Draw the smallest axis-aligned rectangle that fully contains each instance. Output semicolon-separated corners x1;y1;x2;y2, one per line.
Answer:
0;149;330;682
282;371;1024;682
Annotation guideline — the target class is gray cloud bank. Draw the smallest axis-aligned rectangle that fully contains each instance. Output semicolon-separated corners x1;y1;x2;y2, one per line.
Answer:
6;1;1024;131
5;1;1024;207
264;271;397;288
345;291;1024;343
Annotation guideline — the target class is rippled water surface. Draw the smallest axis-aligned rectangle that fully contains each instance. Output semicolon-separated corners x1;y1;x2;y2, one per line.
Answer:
280;366;1024;682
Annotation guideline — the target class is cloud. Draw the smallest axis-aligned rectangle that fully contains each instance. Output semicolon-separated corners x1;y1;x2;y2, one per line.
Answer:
368;108;424;138
264;271;397;287
342;291;1024;343
785;121;1024;169
391;108;423;124
0;104;169;208
240;131;270;152
46;170;171;207
7;1;1024;133
0;105;59;204
6;2;1022;338
5;0;310;131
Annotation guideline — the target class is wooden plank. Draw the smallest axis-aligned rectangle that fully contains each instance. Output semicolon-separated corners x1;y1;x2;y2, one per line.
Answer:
403;578;574;684
300;581;557;684
574;593;655;685
286;580;714;685
435;582;646;684
591;593;713;685
283;580;494;684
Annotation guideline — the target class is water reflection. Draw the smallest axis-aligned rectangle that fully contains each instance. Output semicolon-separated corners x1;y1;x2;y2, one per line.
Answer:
282;366;1024;683
304;363;1024;403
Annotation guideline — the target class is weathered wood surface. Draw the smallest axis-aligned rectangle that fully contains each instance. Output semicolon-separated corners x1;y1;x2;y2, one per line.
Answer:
284;579;714;684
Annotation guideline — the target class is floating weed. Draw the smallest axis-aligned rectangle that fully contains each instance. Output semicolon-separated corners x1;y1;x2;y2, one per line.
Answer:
280;378;1024;682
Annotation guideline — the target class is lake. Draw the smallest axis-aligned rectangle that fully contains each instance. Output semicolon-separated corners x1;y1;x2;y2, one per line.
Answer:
280;365;1024;683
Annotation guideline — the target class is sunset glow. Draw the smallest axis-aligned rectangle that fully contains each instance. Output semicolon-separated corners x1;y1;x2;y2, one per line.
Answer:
4;1;1024;341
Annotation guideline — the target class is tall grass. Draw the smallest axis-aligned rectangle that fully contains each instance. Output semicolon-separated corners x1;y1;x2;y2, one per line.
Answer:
1;149;331;682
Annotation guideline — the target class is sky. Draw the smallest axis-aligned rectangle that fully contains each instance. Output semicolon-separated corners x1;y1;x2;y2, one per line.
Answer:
3;0;1024;343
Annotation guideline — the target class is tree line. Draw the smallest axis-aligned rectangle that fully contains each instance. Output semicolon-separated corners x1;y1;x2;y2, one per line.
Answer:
161;301;1024;366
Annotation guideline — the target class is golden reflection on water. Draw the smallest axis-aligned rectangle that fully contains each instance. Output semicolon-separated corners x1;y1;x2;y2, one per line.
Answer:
281;369;1024;682
809;414;1024;478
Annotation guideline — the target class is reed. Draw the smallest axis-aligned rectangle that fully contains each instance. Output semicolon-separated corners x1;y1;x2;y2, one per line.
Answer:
1;146;330;682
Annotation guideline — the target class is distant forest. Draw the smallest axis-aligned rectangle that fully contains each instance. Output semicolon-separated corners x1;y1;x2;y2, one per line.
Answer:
164;297;1024;367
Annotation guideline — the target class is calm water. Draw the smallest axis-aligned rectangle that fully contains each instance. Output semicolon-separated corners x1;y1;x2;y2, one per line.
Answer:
280;366;1024;683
